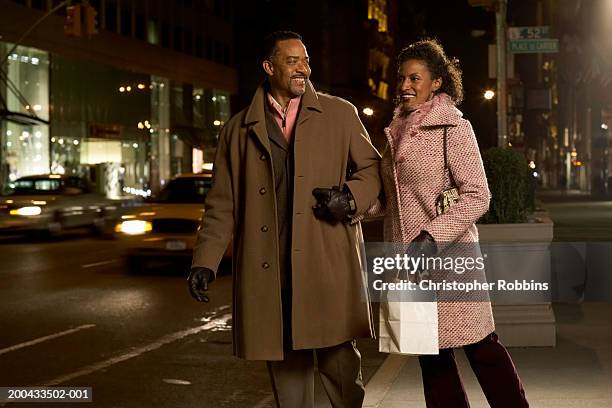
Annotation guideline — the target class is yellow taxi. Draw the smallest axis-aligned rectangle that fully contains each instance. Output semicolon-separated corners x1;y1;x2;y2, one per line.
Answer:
114;173;231;271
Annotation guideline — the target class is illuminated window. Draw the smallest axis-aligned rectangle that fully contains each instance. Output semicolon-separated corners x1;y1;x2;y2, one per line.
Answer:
377;81;389;101
368;0;388;32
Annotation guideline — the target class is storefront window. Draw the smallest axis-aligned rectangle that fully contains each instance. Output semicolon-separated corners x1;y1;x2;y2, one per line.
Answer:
50;55;151;198
1;43;50;187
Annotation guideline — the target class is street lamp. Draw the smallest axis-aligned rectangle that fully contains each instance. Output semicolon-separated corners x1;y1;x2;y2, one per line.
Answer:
362;107;374;116
484;89;495;100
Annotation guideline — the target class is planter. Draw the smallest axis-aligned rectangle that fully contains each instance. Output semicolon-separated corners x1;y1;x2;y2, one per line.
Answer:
477;214;555;347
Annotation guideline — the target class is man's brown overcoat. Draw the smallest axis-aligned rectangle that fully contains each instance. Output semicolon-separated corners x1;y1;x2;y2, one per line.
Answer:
192;81;382;360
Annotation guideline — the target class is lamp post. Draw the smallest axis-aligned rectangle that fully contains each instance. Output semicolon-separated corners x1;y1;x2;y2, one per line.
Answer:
496;0;508;148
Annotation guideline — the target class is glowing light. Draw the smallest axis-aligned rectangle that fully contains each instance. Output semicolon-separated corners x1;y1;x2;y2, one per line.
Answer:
362;107;374;116
35;131;42;138
58;139;64;145
126;86;132;92
133;143;139;148
115;220;152;235
484;90;495;100
528;161;536;169
533;171;539;177
73;140;79;145
212;96;217;102
49;174;61;179
31;57;39;65
51;137;56;143
603;123;609;130
32;105;42;111
213;120;222;126
6;142;12;147
137;122;144;129
10;206;42;216
6;130;12;136
137;83;145;89
119;86;125;92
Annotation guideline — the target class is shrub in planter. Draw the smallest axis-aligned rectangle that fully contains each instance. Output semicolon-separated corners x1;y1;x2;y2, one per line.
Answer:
479;147;536;224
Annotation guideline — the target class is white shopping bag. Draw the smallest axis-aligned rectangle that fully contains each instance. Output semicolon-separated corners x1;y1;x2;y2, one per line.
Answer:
379;300;439;355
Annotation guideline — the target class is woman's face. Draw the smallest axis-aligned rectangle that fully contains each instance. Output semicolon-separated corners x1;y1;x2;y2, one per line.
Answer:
397;59;442;113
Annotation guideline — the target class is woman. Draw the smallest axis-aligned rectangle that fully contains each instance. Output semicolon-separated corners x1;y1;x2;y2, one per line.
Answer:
379;39;529;407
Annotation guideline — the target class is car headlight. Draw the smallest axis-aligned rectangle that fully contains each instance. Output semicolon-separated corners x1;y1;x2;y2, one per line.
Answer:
10;206;42;216
115;220;152;235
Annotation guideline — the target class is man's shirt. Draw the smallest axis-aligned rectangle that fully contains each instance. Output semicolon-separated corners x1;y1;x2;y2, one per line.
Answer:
266;93;301;142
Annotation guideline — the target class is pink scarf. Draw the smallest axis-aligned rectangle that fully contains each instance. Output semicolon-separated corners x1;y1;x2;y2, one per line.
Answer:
387;93;452;143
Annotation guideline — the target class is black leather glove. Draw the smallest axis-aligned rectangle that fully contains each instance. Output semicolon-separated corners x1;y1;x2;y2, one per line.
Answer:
409;231;437;258
312;185;356;223
187;267;215;303
405;231;437;280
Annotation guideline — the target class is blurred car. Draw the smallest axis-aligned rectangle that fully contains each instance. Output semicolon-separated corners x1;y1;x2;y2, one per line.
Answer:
114;173;231;271
0;174;118;237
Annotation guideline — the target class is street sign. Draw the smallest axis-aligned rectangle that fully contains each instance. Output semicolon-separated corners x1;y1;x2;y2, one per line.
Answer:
508;26;550;40
509;39;559;54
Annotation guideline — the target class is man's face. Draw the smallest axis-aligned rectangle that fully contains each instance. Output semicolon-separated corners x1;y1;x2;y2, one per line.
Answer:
263;39;311;99
397;59;441;113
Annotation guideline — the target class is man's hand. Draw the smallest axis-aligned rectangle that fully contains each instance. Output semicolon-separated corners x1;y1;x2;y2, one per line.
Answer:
312;185;356;223
187;267;215;303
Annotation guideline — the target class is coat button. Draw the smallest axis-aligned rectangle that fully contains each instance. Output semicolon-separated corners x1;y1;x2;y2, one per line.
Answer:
260;154;266;161
262;262;270;269
259;187;266;195
261;225;269;232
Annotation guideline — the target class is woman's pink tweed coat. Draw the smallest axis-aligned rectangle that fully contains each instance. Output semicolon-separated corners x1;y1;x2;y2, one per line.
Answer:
379;93;494;348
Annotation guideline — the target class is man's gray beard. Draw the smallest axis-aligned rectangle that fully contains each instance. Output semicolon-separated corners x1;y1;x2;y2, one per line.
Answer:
291;87;306;96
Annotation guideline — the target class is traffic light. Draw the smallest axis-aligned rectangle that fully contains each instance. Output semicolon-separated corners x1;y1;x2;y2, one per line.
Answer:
64;5;82;37
84;4;98;36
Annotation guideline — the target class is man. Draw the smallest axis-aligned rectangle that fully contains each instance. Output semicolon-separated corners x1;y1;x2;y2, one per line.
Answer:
188;31;381;408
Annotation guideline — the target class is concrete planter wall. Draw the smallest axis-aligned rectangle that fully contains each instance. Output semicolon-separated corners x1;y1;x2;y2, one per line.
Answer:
477;214;556;347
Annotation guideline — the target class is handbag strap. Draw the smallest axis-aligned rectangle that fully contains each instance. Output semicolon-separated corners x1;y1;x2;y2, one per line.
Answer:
443;126;457;187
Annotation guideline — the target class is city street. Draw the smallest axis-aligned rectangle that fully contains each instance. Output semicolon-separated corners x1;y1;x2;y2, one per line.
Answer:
0;196;611;407
0;233;275;407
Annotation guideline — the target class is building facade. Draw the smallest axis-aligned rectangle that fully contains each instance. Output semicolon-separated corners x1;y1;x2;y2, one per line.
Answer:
0;0;236;196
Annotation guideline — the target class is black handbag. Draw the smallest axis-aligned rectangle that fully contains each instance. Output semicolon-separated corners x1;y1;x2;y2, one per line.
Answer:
435;126;459;215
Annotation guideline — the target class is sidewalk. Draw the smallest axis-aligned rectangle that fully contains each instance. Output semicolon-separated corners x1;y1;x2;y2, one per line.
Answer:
362;302;612;408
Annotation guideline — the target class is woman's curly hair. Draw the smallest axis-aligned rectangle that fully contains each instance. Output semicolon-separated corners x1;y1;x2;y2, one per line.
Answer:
397;38;464;105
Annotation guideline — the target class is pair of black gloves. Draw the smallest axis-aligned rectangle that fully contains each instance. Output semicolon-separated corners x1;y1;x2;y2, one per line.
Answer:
188;186;356;303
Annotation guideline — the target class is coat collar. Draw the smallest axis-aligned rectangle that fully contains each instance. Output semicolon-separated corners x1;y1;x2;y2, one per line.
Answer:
418;93;463;128
244;80;322;153
244;80;322;126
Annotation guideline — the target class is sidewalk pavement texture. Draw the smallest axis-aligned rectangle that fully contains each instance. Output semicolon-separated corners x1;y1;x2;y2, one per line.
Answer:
354;302;612;408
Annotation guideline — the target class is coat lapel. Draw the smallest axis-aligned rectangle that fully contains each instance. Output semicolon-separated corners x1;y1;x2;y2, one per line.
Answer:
297;80;323;127
244;85;272;154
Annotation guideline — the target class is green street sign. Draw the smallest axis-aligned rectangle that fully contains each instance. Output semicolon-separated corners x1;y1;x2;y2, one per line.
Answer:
509;39;559;54
508;26;550;40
